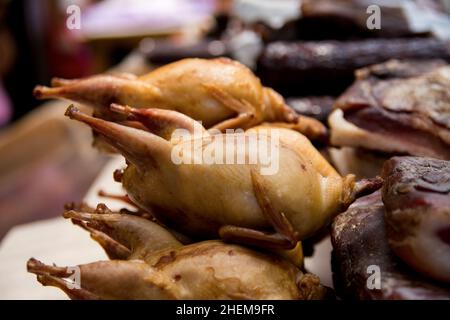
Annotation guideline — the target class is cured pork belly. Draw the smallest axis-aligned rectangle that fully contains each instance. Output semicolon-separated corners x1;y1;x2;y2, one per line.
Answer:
331;191;450;300
329;61;450;160
381;156;450;284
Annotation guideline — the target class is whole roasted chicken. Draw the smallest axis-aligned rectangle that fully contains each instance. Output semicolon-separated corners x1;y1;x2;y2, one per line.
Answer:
27;204;328;300
65;105;381;249
34;58;326;141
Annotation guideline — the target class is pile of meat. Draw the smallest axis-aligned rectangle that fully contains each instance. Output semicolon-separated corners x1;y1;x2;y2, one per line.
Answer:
29;58;385;300
332;157;450;299
26;51;450;299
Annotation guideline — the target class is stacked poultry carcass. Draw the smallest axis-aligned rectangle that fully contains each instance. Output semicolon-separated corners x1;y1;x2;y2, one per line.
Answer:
28;54;450;300
27;57;384;300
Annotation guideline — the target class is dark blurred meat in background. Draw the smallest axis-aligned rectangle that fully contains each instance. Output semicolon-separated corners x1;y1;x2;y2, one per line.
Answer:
227;0;450;47
257;38;450;96
287;96;334;123
298;0;450;40
228;0;450;108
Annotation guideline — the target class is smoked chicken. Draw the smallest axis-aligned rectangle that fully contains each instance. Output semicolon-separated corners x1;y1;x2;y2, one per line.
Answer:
65;105;382;249
27;204;328;300
34;58;326;141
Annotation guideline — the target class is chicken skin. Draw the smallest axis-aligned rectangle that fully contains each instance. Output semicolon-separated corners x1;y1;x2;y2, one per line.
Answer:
65;105;381;249
34;58;326;141
27;205;328;300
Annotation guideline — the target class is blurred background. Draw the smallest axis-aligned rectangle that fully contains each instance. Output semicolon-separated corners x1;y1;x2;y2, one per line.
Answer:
0;0;449;239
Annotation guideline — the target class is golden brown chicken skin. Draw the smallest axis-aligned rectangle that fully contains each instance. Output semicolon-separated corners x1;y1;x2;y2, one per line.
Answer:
65;105;381;250
34;58;326;141
27;205;328;300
